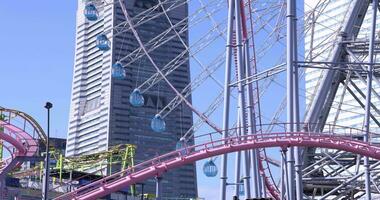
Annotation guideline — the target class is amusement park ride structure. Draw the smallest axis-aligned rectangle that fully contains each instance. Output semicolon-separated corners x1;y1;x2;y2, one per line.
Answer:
3;0;380;199
0;108;45;198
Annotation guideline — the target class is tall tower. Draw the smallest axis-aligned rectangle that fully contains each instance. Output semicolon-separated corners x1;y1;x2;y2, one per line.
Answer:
66;0;197;198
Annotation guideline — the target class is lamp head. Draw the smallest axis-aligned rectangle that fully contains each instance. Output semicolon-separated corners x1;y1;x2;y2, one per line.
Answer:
45;102;53;109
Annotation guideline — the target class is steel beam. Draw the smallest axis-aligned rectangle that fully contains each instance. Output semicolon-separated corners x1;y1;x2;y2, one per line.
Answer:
234;0;251;197
292;0;303;198
244;34;260;199
219;0;235;199
280;150;286;200
234;114;242;198
286;0;296;199
320;161;380;200
234;150;241;198
346;83;380;127
363;0;378;199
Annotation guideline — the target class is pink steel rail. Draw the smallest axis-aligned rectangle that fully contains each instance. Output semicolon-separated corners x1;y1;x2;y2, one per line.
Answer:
55;127;380;200
0;108;41;180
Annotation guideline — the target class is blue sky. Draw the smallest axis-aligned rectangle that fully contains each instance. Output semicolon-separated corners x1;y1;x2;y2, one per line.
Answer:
0;1;76;138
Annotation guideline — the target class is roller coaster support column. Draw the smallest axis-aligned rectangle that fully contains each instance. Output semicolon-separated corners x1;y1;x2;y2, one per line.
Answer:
155;177;162;200
219;0;235;199
42;102;52;200
291;0;303;199
286;0;296;199
280;150;285;200
364;0;377;199
244;19;260;199
234;150;241;198
234;115;241;198
234;0;252;198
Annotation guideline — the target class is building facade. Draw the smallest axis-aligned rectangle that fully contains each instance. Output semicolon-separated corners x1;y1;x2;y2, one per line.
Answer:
66;0;197;198
304;0;380;132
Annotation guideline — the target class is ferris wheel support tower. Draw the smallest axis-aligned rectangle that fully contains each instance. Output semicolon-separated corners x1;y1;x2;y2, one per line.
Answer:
303;0;380;199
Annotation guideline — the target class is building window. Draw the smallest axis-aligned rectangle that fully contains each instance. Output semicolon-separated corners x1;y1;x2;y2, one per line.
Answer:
82;96;101;115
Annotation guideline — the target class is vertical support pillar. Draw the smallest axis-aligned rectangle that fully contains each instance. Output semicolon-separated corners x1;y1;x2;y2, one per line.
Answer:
244;34;260;199
283;149;291;200
364;0;377;199
280;151;285;200
234;151;241;198
234;114;242;199
292;0;303;199
234;0;251;198
219;0;235;199
286;0;296;199
155;177;162;200
250;151;260;198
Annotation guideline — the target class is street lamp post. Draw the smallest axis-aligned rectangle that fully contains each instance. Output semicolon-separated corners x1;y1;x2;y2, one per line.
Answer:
42;102;52;200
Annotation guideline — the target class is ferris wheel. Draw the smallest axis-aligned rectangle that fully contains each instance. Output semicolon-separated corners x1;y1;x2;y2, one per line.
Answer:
55;0;380;199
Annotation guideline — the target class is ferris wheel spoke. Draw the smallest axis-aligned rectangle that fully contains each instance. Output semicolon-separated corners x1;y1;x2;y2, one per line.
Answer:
159;54;226;119
158;0;229;90
184;66;282;141
112;0;189;35
184;90;225;140
138;22;227;93
197;0;227;40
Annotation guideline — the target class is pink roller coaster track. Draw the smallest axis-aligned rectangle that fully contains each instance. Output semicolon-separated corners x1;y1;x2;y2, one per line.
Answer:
56;130;380;200
0;108;41;181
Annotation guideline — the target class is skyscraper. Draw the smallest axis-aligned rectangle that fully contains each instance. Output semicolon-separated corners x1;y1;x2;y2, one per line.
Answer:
304;0;380;132
66;0;197;198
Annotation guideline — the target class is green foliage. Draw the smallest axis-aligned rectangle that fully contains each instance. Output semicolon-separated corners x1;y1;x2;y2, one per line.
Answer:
0;114;5;132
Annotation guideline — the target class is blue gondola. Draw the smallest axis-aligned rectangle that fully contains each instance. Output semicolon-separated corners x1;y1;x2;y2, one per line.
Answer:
112;62;126;79
96;34;111;51
151;114;166;132
129;88;145;107
203;159;218;177
84;4;98;21
176;137;187;155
